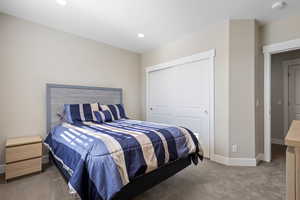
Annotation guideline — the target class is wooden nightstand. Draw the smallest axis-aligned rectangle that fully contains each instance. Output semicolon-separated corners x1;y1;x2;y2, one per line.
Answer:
5;135;42;180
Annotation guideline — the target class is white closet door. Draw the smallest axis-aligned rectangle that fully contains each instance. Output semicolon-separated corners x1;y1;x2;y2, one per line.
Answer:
148;59;210;158
148;66;177;124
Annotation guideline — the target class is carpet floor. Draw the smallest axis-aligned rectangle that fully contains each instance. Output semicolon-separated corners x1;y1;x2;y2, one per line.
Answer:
0;144;285;200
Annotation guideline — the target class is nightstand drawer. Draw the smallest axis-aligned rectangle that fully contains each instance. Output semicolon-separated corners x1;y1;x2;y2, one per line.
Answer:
5;157;42;180
6;143;42;163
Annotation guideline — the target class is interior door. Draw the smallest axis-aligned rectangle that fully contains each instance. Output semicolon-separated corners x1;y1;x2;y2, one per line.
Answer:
148;59;211;158
289;65;300;125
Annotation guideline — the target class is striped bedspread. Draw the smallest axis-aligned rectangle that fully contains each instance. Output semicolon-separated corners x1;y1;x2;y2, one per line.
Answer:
44;119;203;200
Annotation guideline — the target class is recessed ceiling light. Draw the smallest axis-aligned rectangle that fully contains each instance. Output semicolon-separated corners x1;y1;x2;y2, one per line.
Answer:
137;33;145;38
56;0;67;7
272;1;287;10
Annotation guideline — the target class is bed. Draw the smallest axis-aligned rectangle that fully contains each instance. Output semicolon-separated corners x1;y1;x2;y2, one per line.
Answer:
45;84;203;200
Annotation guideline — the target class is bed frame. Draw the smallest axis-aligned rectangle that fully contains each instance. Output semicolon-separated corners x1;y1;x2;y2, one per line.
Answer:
46;83;193;200
49;152;192;200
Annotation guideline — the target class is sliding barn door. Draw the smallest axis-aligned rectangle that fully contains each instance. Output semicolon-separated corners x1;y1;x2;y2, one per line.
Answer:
147;59;211;158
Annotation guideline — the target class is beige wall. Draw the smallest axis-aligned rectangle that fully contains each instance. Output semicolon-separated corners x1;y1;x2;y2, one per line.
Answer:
229;20;256;158
271;50;300;141
141;20;263;159
262;15;300;45
141;21;230;157
255;24;264;156
0;13;141;165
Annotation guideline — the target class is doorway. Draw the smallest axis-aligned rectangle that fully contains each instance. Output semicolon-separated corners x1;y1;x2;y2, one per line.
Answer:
264;39;300;162
271;52;300;148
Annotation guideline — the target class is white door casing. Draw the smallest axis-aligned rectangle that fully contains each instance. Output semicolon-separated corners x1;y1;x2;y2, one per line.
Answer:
145;49;215;159
263;38;300;162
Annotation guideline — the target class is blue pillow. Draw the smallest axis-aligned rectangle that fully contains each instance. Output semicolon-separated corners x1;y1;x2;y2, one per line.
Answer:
64;103;100;123
98;104;127;120
94;110;113;123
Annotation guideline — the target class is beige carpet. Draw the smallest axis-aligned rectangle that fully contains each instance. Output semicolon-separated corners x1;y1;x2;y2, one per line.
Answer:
0;144;285;200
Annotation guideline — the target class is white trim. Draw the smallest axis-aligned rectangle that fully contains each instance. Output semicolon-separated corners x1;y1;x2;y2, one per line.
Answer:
256;153;265;163
263;38;300;162
264;52;272;162
271;138;285;145
208;50;215;161
228;158;257;166
145;49;216;160
212;154;257;166
213;154;230;165
145;49;215;73
263;38;300;54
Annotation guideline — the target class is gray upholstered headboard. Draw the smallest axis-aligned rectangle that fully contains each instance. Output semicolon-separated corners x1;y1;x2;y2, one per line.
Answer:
46;83;122;132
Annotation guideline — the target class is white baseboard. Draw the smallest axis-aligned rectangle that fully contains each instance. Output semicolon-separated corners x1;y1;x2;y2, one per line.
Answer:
212;154;257;166
0;155;49;174
212;154;230;165
228;157;257;166
272;138;285;145
256;153;265;164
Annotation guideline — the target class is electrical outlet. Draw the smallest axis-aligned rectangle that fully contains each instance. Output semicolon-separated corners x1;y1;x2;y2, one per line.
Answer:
232;144;238;153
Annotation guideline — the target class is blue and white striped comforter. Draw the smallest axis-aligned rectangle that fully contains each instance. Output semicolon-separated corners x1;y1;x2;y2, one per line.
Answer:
44;119;203;200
